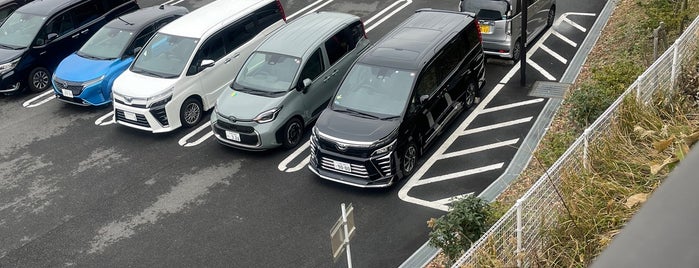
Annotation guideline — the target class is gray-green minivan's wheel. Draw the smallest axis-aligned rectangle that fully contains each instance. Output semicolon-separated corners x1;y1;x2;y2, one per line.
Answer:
180;97;203;128
547;6;556;27
511;39;522;61
282;117;303;149
400;141;418;179
28;67;51;92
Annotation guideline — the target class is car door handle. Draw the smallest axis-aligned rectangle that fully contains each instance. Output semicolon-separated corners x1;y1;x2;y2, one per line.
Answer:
39;51;46;55
233;53;240;58
224;58;231;64
72;33;80;39
81;29;89;34
331;69;338;76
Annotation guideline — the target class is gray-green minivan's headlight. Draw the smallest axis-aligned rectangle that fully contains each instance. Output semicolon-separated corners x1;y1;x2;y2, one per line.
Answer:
254;106;282;124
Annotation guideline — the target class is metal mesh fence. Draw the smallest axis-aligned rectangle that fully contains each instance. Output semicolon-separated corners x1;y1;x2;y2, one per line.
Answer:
452;15;699;268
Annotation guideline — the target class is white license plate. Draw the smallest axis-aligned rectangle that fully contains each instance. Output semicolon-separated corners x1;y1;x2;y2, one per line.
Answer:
333;160;352;173
225;131;241;142
123;111;137;121
62;89;73;98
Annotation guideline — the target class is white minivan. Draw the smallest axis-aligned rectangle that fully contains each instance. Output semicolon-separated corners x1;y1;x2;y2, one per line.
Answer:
112;0;286;133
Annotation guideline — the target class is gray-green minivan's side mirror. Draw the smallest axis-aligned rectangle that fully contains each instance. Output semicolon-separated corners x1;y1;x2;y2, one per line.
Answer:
297;78;312;92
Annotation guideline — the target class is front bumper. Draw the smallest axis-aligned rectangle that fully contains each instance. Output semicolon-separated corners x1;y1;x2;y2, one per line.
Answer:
113;100;174;133
0;70;21;93
308;137;397;188
211;116;281;151
53;79;110;106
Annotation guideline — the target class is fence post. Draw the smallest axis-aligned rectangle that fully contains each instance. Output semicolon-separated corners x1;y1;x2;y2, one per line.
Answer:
671;37;681;91
516;199;523;268
636;75;644;101
583;128;590;169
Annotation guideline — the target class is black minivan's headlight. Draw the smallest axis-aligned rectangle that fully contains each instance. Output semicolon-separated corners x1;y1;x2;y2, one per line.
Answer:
0;58;19;75
371;139;396;156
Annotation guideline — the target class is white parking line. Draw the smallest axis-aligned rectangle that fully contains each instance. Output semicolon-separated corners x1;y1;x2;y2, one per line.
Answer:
563;17;588;32
95;111;114;126
277;141;310;172
365;0;412;32
461;117;533;136
184;131;214;147
551;31;578;47
178;122;212;146
22;90;54;108
480;98;545;114
433;192;473;205
540;44;568;64
412;163;504;187
527;60;557;81
438;139;519;160
287;0;332;20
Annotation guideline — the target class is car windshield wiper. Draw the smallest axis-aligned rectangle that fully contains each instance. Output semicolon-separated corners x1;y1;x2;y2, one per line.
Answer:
0;43;17;50
336;107;379;119
380;115;400;120
131;67;171;79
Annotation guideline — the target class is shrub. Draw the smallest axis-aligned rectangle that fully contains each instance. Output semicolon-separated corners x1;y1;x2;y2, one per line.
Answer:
427;195;494;264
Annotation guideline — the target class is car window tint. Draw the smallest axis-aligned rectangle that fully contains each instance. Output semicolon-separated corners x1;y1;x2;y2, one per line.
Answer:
0;4;17;22
345;21;364;50
255;2;282;30
225;16;256;53
299;48;324;81
324;29;353;65
70;0;104;27
127;25;155;56
188;34;225;75
46;13;75;36
415;64;438;97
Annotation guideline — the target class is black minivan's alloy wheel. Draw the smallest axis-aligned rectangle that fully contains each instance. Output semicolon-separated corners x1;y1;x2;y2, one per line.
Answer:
282;117;303;149
28;67;50;92
401;142;418;178
464;80;477;108
180;97;203;128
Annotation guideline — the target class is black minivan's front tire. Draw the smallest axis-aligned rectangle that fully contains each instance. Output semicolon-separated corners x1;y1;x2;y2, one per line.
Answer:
547;6;556;28
511;39;522;62
281;117;303;149
464;80;478;108
400;142;418;179
28;67;51;93
180;97;203;128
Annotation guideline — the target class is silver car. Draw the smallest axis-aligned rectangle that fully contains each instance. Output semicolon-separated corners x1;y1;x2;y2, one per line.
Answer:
460;0;555;59
211;12;370;150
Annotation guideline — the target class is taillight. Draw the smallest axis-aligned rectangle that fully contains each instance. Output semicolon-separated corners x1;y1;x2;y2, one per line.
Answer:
276;0;287;22
475;20;483;43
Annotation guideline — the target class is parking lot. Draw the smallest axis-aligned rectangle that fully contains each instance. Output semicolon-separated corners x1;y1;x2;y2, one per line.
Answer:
0;0;606;267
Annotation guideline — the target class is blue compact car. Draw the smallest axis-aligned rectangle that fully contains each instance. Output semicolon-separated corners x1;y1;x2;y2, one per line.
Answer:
53;5;187;106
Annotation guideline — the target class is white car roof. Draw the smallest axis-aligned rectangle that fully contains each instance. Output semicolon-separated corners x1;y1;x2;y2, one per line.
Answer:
159;0;274;39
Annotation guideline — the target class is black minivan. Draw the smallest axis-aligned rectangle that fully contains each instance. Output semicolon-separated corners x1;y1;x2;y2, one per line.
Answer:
0;0;138;94
309;9;486;188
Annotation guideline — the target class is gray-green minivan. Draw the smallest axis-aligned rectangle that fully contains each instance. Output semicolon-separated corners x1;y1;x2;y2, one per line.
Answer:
211;12;369;150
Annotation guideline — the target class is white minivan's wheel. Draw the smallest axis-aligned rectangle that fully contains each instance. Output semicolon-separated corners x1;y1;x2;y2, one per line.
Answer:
180;97;203;128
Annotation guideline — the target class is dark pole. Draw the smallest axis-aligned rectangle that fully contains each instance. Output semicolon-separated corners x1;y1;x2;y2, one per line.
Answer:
520;0;527;86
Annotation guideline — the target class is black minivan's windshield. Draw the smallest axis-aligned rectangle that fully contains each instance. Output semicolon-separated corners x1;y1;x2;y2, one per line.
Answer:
332;64;415;118
0;12;46;49
78;27;134;60
235;52;301;93
131;33;198;78
461;0;509;20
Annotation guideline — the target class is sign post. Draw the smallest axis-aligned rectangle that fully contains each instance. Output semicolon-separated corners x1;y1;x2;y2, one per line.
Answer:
520;0;528;86
330;203;356;267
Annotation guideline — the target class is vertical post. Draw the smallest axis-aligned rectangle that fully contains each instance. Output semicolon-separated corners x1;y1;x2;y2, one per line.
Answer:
636;75;643;101
515;199;523;267
583;128;590;169
653;27;659;60
341;203;352;268
672;37;682;91
519;0;527;86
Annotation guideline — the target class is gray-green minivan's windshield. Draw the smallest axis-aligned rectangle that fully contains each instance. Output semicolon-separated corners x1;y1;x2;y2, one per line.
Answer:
236;52;301;92
78;27;134;60
0;12;46;49
332;64;415;118
131;33;197;78
461;0;509;20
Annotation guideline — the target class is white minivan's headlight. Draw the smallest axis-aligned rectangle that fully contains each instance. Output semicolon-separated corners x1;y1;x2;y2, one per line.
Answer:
254;107;282;123
0;58;19;75
147;88;173;108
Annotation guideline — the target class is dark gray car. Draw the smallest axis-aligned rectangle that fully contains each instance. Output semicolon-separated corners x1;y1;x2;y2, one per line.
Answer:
211;11;370;150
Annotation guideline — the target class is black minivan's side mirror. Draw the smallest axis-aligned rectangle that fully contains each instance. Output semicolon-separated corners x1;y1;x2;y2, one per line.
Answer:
47;33;58;41
132;46;142;56
419;94;429;104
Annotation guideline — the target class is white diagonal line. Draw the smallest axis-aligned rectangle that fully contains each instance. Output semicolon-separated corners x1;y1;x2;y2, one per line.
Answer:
95;111;115;126
563;17;587;32
413;163;504;187
287;0;329;20
462;117;533;136
365;0;412;33
527;60;556;81
433;192;474;205
22;90;53;108
438;139;519;160
178;122;212;146
364;0;403;25
480;99;545;114
540;44;568;64
552;31;577;47
184;131;214;147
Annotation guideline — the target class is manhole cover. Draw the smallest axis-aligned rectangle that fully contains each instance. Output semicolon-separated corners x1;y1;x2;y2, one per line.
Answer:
529;81;570;99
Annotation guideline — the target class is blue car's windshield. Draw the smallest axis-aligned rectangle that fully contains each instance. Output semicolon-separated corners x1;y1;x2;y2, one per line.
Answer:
131;33;198;79
332;64;415;118
0;12;46;49
78;27;135;60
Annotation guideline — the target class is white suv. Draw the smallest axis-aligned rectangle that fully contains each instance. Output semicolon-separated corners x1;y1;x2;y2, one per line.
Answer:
112;0;286;133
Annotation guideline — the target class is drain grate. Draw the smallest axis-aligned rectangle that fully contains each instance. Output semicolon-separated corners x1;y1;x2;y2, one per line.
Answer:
529;81;570;99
